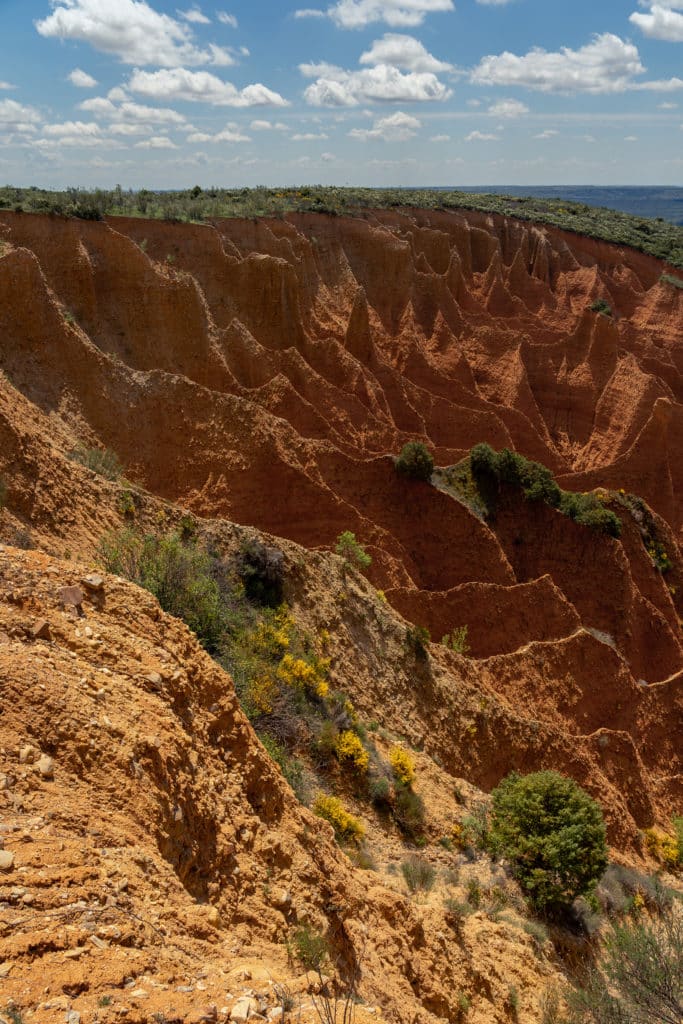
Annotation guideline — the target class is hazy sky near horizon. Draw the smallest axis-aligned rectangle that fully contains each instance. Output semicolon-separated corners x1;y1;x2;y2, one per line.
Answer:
2;0;683;188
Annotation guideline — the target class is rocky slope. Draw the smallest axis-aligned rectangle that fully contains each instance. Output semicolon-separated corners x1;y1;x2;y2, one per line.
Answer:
0;207;681;1021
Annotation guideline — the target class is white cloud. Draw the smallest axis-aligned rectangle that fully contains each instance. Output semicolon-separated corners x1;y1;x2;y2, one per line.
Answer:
293;8;326;16
488;98;529;117
42;119;102;137
0;99;41;132
292;131;329;139
359;33;452;72
430;132;449;141
79;96;117;115
465;129;499;140
659;101;678;108
128;67;289;106
624;134;638;141
68;67;98;88
301;60;451;105
36;0;235;67
471;33;646;94
187;126;250;142
108;86;128;101
250;119;288;130
179;6;210;24
326;0;454;28
630;4;683;42
534;129;559;138
321;151;336;160
217;11;238;27
0;82;15;90
349;109;421;140
135;136;178;148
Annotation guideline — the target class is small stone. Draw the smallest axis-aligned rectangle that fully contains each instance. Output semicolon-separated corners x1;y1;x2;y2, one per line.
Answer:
66;1011;81;1024
0;962;11;978
130;989;148;999
59;586;84;609
0;850;15;872
81;575;105;592
19;745;37;764
206;906;221;928
144;672;163;690
38;755;55;779
230;997;259;1023
31;620;52;641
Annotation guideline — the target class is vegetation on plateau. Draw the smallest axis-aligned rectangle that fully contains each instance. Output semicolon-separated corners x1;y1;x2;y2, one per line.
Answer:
395;441;434;482
3;184;683;269
437;443;623;538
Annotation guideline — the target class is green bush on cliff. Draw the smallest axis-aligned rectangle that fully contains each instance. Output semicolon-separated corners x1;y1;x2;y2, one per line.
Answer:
467;445;621;538
395;441;434;481
489;770;608;916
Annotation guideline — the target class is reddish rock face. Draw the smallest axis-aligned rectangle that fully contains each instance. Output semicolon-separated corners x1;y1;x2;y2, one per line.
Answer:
0;207;680;848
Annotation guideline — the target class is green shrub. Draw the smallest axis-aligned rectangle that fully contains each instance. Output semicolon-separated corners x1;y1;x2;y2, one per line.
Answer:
236;537;285;606
395;441;434;481
369;775;392;808
401;854;436;893
469;442;499;481
660;272;683;290
566;913;683;1024
99;528;224;652
289;925;329;972
442;626;470;655
335;530;371;572
405;624;430;659
393;782;425;839
70;445;124;481
590;298;613;316
489;770;608;916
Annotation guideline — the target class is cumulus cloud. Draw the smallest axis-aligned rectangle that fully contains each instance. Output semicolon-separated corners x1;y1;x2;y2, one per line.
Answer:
0;82;16;91
465;129;499;140
249;119;288;130
217;11;238;27
430;132;450;141
348;109;421;140
471;33;646;94
301;59;452;105
630;4;683;42
80;96;188;125
359;33;453;72
68;67;98;88
327;0;453;28
36;0;236;67
292;131;329;139
135;135;178;148
187;125;250;142
534;129;559;138
294;0;452;26
128;67;289;106
488;98;529;117
42;119;102;137
0;99;41;132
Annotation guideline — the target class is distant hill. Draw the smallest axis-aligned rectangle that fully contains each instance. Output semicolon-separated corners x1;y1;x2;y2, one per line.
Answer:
450;186;683;226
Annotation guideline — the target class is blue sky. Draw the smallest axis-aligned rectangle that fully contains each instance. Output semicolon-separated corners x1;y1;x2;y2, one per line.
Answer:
1;0;683;187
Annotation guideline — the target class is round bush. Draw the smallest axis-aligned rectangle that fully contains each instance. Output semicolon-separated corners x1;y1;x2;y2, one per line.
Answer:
490;770;608;915
395;441;434;481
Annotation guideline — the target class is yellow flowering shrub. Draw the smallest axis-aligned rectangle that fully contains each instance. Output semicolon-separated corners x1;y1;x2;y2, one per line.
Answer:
277;653;329;698
336;730;369;773
390;746;416;786
313;794;364;843
247;674;277;715
643;827;680;869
